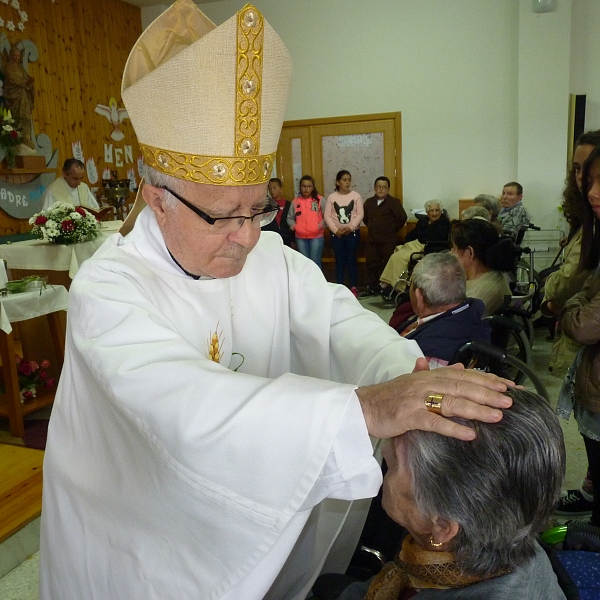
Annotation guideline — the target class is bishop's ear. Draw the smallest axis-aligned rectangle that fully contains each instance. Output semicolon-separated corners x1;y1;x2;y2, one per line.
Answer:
143;184;168;224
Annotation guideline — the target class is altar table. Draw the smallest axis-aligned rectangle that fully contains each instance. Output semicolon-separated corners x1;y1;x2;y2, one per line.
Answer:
0;285;69;438
0;221;122;286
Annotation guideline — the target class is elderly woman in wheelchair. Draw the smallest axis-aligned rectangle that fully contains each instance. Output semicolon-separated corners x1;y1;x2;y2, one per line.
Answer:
450;219;514;317
379;200;451;301
313;387;567;600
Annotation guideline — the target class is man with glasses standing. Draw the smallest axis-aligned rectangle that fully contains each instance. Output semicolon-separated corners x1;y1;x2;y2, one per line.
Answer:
40;2;512;600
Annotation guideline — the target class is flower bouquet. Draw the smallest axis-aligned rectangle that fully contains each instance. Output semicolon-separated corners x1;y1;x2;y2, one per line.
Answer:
29;202;101;245
0;108;22;169
0;357;55;403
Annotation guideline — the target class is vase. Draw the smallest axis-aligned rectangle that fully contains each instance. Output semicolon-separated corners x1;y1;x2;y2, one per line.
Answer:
4;147;16;169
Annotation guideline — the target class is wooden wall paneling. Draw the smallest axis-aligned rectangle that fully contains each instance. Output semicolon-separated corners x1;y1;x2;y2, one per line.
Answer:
0;0;142;234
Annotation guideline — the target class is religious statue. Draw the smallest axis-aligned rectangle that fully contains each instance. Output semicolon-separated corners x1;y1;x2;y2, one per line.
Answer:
3;43;35;150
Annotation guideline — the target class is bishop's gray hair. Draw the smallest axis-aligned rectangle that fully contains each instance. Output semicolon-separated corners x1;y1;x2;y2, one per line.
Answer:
460;206;491;222
411;252;466;308
474;194;501;219
401;388;565;576
143;165;184;210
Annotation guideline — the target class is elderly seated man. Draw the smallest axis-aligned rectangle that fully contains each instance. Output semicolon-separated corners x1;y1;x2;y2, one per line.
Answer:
498;182;529;239
395;253;490;368
330;387;567;599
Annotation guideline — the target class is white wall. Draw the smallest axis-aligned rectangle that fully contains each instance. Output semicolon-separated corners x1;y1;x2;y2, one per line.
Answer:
518;0;571;231
140;0;600;231
571;0;600;129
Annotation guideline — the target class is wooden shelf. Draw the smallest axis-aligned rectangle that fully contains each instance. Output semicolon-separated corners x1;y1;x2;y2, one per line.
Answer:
0;388;56;418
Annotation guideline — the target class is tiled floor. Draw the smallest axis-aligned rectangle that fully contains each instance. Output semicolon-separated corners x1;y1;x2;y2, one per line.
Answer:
0;295;589;597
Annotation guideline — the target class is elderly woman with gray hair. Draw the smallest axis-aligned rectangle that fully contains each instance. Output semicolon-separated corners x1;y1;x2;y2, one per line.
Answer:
379;200;451;300
473;194;503;234
333;387;566;600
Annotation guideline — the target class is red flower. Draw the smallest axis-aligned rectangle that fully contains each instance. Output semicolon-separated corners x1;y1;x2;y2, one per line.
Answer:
35;215;48;225
41;359;50;369
75;207;86;216
10;130;18;140
39;370;48;381
18;361;32;376
45;378;55;389
30;361;39;372
22;390;34;399
61;219;74;232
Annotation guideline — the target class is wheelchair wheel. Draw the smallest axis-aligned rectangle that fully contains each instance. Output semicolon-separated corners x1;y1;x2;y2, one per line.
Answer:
510;313;535;348
515;260;542;292
394;290;409;306
500;354;549;400
502;329;532;383
487;315;532;370
452;341;548;401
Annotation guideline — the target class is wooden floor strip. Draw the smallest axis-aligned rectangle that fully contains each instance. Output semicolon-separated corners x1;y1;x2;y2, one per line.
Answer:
0;443;43;543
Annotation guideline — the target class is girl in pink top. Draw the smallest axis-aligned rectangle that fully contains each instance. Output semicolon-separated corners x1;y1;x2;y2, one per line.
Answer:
287;175;326;268
324;170;364;296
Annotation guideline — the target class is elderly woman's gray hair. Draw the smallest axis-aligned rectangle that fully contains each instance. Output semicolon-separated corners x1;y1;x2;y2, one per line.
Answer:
474;194;501;219
402;388;565;576
411;253;466;308
424;199;443;212
460;205;491;222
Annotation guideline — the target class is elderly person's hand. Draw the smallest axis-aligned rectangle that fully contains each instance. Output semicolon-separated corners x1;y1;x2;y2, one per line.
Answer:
355;358;513;441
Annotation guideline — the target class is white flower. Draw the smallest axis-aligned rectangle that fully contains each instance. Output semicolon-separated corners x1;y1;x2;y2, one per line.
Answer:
3;125;13;132
0;0;8;5
6;21;15;31
0;18;5;27
70;212;82;220
11;0;19;9
18;9;26;22
17;21;24;31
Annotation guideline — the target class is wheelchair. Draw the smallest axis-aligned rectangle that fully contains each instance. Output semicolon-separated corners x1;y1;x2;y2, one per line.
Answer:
384;239;452;307
451;339;548;400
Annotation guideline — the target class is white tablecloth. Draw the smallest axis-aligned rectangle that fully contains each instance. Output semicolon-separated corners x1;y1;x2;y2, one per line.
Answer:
0;285;69;334
0;221;122;278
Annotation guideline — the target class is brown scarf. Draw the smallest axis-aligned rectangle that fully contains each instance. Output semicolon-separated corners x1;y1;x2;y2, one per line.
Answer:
365;535;507;600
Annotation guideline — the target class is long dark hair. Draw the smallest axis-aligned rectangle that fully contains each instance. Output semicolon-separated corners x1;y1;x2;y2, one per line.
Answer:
579;143;600;271
562;130;600;234
452;219;516;272
299;175;320;200
334;170;351;191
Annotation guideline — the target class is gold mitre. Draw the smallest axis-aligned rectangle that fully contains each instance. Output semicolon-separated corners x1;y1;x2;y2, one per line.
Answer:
121;0;292;186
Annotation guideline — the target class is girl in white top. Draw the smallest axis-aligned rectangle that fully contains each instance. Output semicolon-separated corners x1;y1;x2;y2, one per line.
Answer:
324;170;364;296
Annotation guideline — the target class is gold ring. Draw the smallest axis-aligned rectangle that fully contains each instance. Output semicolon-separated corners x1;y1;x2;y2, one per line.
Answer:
424;393;443;415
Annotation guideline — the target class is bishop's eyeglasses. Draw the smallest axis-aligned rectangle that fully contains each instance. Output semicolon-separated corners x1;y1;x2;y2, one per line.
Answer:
160;186;280;234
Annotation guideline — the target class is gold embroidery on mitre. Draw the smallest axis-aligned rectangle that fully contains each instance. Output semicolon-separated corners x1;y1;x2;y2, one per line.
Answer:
141;144;275;185
236;5;263;159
